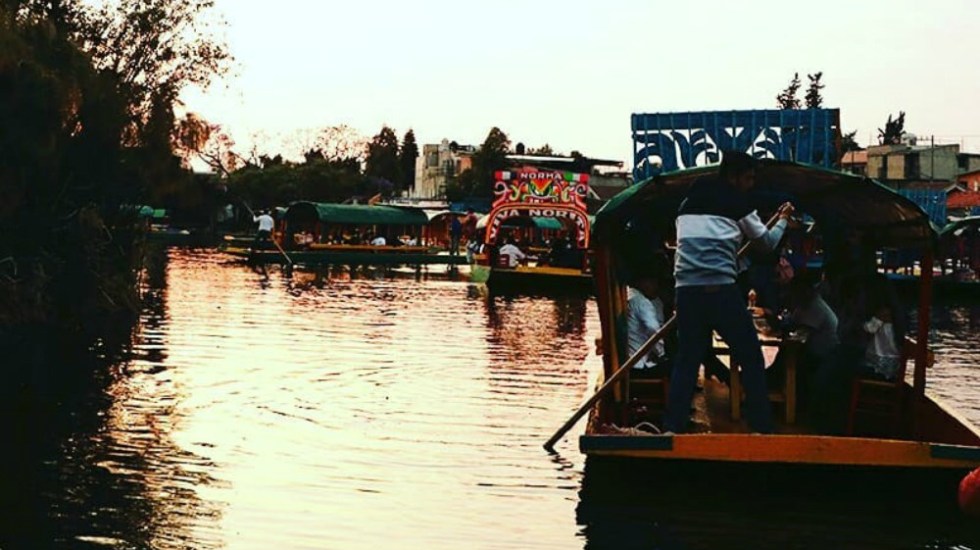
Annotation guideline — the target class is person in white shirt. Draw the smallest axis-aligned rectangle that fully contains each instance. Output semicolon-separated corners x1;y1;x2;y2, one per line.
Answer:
497;238;526;268
626;271;669;377
252;210;275;250
370;234;387;246
862;305;901;380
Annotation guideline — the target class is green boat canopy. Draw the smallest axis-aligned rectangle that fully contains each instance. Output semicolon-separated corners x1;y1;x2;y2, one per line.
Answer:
593;160;936;250
474;215;578;231
285;202;429;227
940;216;980;238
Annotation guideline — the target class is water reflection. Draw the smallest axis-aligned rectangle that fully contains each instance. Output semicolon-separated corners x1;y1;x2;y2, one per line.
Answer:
5;247;980;549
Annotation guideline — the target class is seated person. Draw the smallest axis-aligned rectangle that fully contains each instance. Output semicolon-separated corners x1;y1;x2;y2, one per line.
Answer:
784;273;845;432
860;302;901;381
498;238;527;268
626;270;670;378
370;234;387;246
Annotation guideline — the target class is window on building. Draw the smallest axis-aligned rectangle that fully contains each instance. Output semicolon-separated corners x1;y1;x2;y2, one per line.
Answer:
905;153;920;179
427;153;439;168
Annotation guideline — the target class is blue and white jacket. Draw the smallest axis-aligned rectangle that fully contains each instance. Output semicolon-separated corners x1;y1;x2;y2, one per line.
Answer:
674;177;787;288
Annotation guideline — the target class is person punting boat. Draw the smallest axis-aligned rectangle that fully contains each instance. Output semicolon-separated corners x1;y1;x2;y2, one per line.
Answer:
545;157;980;479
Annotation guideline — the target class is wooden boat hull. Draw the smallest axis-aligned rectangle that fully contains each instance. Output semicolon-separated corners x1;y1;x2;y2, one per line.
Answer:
581;384;980;470
221;246;468;266
485;265;594;295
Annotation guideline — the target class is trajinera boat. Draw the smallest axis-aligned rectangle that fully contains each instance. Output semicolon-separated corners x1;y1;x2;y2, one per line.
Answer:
472;169;593;294
887;216;980;300
565;160;980;476
221;202;467;266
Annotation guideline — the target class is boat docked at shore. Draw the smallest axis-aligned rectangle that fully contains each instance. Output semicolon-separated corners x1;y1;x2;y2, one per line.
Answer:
552;160;980;479
221;202;467;267
472;169;594;295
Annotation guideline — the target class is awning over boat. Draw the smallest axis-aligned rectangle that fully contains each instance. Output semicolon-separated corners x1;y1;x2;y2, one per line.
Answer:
941;216;980;238
594;161;937;249
474;215;570;231
285;202;429;227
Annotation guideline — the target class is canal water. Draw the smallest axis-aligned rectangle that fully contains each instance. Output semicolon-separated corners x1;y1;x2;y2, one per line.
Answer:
3;247;980;549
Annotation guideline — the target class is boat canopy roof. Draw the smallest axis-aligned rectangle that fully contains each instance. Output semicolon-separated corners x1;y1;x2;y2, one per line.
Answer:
285;202;429;226
474;215;574;231
593;161;936;250
940;216;980;238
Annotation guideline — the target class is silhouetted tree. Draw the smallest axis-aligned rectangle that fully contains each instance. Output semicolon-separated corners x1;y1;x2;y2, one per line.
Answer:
470;127;511;198
365;125;401;192
776;73;802;109
805;72;824;108
399;129;418;191
878;112;906;145
841;130;862;153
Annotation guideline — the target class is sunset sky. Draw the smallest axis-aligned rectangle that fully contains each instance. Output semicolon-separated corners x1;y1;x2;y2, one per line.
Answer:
182;0;980;165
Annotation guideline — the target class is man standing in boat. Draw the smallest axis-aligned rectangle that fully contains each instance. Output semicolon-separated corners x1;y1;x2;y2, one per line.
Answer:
664;151;794;434
252;209;275;252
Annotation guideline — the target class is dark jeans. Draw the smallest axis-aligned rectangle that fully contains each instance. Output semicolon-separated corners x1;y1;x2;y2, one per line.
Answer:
252;229;271;249
665;284;775;433
450;234;461;256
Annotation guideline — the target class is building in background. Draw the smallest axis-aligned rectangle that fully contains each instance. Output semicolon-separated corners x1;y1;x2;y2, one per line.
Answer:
411;139;475;199
866;143;980;182
841;150;868;176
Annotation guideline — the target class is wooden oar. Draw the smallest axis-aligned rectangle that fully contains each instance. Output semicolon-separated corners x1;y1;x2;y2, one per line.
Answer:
543;209;786;451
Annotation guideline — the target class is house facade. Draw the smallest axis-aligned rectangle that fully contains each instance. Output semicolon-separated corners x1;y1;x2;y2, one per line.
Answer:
410;139;475;199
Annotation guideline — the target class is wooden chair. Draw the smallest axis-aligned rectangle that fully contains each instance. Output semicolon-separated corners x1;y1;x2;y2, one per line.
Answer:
846;340;931;437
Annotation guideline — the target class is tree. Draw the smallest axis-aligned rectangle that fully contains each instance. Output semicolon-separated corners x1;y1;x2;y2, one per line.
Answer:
0;7;142;365
878;112;906;145
318;125;367;164
776;73;802;110
840;130;862;154
77;0;232;147
174;113;243;176
469;127;510;198
364;125;401;193
805;72;824;109
399;129;419;191
528;144;556;156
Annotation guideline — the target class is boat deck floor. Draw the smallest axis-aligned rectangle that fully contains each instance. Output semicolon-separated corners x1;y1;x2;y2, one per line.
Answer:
654;374;815;436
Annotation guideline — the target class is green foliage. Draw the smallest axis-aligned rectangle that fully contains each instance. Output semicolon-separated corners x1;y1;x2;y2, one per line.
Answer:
527;144;556;155
226;158;366;210
0;12;139;358
776;73;802;110
365;125;401;192
805;72;824;109
841;130;862;153
399;129;418;192
878;112;906;145
469;127;511;198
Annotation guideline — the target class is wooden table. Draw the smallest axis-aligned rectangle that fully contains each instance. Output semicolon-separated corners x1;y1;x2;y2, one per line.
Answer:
721;328;808;424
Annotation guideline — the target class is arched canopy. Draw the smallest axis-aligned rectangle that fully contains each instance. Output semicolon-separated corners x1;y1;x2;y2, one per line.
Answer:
593;160;937;251
483;205;590;248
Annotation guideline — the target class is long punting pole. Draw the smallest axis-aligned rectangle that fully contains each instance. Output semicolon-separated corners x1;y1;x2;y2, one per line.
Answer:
241;200;293;267
543;212;782;451
912;247;934;438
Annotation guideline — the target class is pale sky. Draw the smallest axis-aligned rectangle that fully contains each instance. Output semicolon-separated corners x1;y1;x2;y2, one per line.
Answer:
182;0;980;166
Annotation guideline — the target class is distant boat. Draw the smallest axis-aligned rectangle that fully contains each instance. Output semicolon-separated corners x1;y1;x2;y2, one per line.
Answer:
221;202;466;267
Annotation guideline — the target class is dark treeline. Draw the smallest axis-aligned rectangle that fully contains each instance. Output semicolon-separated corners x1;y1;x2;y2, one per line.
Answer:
0;0;229;380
